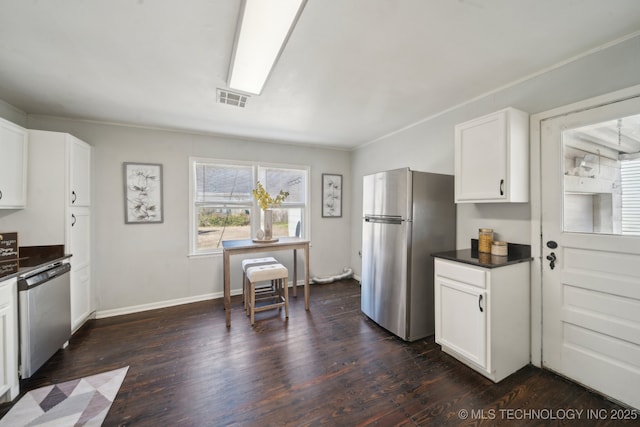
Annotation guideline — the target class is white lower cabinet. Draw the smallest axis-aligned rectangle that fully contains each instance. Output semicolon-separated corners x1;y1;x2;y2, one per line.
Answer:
70;265;91;331
435;258;530;382
438;278;487;368
68;207;91;331
0;278;19;402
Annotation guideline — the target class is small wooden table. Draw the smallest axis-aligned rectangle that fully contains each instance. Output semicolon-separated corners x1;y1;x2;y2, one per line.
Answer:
222;237;310;327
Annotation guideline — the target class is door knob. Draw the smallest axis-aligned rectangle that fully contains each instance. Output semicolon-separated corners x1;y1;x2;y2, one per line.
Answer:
546;252;556;270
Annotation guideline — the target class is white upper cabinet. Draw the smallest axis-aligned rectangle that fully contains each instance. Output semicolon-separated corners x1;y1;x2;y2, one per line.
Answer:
455;107;529;203
68;136;91;206
0;118;28;209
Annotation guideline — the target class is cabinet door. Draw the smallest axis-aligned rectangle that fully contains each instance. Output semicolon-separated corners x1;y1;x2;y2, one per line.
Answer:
68;208;90;270
70;265;91;331
0;119;28;208
69;137;91;207
436;276;487;369
67;208;91;331
455;111;507;202
0;279;18;401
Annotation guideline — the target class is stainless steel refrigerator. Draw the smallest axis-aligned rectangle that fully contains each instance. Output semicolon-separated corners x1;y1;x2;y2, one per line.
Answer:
361;168;455;341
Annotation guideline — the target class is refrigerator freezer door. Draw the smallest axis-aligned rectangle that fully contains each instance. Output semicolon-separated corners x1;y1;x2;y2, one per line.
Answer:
361;218;410;339
363;168;412;219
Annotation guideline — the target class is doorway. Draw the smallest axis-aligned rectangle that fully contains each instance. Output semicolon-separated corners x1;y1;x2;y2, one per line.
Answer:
539;94;640;409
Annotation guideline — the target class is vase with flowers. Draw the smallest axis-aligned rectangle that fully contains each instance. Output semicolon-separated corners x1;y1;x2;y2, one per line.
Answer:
252;181;289;241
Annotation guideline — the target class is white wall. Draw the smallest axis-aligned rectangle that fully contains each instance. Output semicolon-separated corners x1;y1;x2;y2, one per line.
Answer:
4;34;640;312
13;116;352;313
350;34;640;277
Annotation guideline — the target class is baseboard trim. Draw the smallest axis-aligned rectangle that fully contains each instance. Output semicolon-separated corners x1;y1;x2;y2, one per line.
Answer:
95;280;306;319
96;292;222;319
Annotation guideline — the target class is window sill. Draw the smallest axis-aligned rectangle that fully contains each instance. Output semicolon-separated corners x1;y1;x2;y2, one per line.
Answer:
188;251;222;260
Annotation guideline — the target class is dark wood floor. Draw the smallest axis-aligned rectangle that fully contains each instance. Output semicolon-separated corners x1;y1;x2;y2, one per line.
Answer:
1;279;637;426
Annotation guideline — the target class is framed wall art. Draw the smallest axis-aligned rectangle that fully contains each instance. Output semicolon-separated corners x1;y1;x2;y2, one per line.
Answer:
123;162;164;224
322;173;342;218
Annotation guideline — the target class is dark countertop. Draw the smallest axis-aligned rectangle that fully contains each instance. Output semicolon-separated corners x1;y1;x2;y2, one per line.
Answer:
0;245;72;281
432;240;532;269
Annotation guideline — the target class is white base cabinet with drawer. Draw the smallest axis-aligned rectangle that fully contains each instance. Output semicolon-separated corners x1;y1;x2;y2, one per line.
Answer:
434;258;530;382
0;278;19;402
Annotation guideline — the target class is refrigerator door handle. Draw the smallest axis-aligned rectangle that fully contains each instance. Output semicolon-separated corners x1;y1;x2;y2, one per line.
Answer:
364;215;404;225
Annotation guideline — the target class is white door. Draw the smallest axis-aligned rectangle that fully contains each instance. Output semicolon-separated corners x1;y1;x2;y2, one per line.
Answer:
541;95;640;409
68;137;91;207
436;277;487;369
455;111;507;202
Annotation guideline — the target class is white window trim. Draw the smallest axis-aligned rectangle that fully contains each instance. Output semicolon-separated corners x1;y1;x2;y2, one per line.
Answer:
188;157;310;257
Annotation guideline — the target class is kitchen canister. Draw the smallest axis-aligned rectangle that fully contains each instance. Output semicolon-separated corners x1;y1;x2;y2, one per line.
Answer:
491;241;508;257
478;228;493;253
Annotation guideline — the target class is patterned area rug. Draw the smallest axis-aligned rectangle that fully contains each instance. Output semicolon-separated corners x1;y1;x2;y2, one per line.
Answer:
0;366;128;426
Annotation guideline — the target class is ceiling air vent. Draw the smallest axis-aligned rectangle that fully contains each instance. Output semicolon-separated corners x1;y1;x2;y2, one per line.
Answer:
217;89;248;108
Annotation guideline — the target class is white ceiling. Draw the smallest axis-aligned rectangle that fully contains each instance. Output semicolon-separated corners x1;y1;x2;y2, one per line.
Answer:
1;0;640;150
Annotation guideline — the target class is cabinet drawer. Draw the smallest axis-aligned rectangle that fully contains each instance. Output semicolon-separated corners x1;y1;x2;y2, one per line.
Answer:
435;259;486;288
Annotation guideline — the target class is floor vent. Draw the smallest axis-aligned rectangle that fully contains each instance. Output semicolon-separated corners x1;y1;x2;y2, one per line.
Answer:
217;89;248;107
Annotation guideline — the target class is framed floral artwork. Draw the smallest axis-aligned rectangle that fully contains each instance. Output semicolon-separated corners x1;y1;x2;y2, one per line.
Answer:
322;173;342;218
123;162;164;224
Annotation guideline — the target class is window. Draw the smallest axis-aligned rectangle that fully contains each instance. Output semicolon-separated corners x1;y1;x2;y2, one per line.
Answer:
562;115;640;235
621;156;640;235
190;158;309;254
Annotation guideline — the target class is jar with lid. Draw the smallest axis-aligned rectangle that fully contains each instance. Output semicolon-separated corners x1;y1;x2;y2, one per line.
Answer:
478;228;493;253
491;241;508;256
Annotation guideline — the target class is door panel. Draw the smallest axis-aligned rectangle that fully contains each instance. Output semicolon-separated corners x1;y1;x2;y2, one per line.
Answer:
361;220;408;337
541;95;640;409
362;168;411;218
437;277;487;368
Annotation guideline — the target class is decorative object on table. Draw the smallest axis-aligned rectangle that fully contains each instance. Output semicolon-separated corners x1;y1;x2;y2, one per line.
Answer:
252;181;289;241
491;240;508;257
0;366;129;427
478;228;493;253
322;173;342;217
123;162;163;224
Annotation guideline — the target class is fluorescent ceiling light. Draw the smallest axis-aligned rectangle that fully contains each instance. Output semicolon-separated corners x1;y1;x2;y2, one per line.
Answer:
228;0;306;95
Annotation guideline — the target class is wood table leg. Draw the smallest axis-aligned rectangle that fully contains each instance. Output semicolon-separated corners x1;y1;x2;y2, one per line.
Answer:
304;244;310;310
224;250;231;327
293;248;298;298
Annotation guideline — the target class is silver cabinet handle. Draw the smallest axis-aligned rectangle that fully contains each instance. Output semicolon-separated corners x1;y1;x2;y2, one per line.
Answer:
478;294;484;312
71;191;77;204
71;213;77;227
499;179;504;196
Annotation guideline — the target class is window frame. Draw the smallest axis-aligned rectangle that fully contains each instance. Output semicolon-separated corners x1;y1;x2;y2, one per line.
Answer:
188;157;310;256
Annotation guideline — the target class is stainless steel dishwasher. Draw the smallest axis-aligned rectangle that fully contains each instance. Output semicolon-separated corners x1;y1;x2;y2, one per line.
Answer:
18;261;71;378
